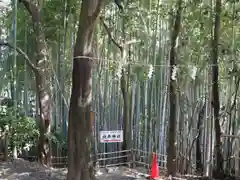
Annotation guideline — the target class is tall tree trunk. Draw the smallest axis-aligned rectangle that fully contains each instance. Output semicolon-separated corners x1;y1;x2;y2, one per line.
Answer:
121;68;130;161
211;0;223;177
196;103;205;175
67;0;103;179
119;19;130;161
226;77;240;171
19;0;52;166
166;0;182;177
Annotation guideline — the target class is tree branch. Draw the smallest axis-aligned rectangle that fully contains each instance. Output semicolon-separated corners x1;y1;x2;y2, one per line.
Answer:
91;0;104;22
0;40;39;74
99;17;123;52
100;17;140;52
19;0;40;23
114;0;124;12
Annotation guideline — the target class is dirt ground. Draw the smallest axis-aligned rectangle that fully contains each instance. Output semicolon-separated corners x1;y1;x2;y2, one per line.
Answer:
0;158;166;180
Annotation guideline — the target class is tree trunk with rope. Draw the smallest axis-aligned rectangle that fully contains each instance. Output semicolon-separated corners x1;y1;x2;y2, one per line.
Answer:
67;0;103;179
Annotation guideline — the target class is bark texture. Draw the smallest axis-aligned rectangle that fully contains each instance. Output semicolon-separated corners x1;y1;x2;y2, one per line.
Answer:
211;0;224;177
67;0;103;179
166;0;182;176
196;103;205;175
120;68;130;162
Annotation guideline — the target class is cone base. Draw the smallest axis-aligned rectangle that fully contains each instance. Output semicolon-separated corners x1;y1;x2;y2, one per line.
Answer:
149;177;160;180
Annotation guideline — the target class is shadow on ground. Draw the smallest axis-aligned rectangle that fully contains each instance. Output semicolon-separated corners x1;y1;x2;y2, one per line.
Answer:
0;159;148;180
97;174;139;180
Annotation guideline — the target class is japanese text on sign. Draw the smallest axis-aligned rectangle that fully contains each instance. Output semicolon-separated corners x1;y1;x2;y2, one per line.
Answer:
100;130;123;143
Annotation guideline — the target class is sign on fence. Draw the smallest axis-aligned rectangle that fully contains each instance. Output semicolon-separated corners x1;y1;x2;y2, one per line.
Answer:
100;130;123;143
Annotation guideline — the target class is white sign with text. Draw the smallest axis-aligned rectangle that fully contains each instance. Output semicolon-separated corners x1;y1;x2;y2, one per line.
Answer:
100;130;123;143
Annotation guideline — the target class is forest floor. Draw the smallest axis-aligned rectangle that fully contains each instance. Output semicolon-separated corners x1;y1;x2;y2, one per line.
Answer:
0;158;167;180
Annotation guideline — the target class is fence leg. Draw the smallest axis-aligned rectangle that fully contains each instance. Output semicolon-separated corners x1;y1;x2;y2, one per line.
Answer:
131;149;136;169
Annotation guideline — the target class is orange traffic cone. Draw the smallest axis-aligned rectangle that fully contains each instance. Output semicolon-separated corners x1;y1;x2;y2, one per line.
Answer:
150;153;160;179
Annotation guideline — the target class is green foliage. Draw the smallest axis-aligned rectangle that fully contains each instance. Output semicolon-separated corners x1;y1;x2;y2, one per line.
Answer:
49;125;67;154
0;106;39;154
49;130;68;155
50;130;67;149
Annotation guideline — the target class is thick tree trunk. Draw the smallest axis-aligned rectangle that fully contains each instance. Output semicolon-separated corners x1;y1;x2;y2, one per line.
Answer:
166;0;182;177
67;1;103;179
36;74;52;166
211;0;224;177
19;0;52;166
